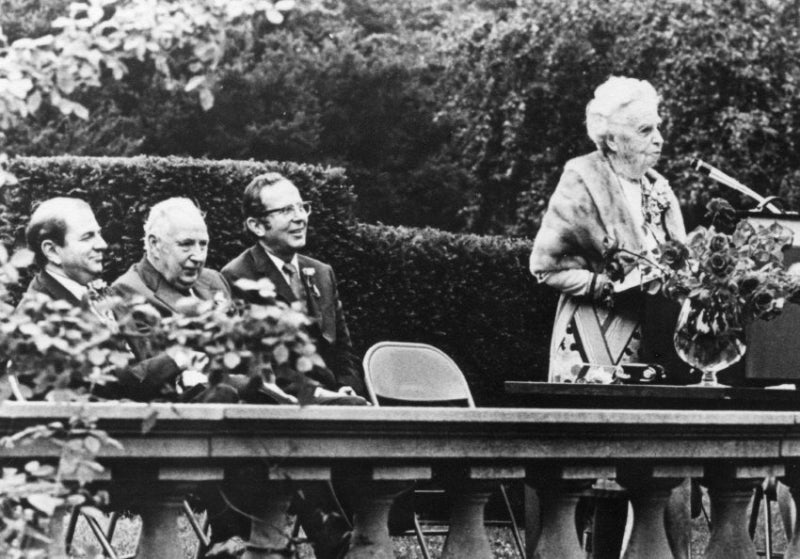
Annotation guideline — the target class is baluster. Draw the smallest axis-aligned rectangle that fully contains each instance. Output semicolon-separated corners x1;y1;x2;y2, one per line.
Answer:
704;464;783;559
440;466;524;559
528;465;612;559
617;465;700;559
780;464;800;559
246;466;331;559
344;465;428;559
136;483;190;559
112;466;221;559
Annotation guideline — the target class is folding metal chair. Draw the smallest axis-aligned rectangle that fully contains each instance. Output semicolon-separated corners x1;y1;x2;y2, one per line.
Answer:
362;341;525;559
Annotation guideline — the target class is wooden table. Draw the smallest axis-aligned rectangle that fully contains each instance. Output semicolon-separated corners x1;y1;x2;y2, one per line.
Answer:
504;381;800;410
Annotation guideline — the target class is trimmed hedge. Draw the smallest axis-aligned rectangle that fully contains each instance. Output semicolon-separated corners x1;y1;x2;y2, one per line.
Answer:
3;156;356;280
329;223;554;406
3;156;554;405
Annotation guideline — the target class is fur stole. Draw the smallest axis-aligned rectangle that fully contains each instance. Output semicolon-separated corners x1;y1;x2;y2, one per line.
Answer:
530;151;686;275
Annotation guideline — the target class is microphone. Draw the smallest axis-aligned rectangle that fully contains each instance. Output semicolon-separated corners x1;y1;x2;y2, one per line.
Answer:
691;159;781;214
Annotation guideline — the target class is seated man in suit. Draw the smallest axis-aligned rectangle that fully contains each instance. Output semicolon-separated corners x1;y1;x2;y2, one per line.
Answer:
218;174;368;558
18;197;231;402
222;172;366;403
113;197;231;317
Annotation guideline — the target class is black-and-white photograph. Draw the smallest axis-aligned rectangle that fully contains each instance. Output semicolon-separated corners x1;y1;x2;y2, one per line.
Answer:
1;0;800;557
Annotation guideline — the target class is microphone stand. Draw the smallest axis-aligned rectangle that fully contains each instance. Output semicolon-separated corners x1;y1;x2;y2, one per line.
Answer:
692;159;783;214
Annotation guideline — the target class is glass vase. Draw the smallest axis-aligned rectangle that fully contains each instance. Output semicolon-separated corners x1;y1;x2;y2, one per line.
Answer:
673;299;746;387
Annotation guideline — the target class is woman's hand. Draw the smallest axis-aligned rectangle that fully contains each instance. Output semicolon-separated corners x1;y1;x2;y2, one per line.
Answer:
591;273;614;305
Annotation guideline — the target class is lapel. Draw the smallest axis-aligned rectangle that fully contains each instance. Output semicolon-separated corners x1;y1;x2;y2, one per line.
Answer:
31;271;83;307
249;244;297;304
136;258;190;314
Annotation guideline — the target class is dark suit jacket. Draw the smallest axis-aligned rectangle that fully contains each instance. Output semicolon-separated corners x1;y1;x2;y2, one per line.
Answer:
20;270;181;401
221;244;364;395
112;257;232;318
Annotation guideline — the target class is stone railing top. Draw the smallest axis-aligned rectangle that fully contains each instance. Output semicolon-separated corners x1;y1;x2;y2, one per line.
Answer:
0;402;798;463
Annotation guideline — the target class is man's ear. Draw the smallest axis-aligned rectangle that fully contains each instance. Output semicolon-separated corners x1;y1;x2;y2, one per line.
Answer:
605;134;620;154
40;239;61;266
146;234;160;259
245;217;266;237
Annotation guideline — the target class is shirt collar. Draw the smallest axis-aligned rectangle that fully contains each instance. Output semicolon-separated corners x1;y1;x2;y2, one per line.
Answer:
45;266;88;301
265;250;299;274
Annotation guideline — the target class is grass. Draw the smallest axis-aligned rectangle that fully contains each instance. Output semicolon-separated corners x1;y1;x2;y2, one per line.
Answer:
65;487;788;558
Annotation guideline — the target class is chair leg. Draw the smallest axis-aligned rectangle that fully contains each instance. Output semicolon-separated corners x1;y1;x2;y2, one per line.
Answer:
500;483;525;559
83;512;119;559
749;484;763;539
412;513;432;559
764;491;773;559
181;499;210;559
65;506;81;555
106;511;119;543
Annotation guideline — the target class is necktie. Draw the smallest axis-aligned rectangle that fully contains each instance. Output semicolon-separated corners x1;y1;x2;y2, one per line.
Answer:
283;262;305;301
83;288;119;333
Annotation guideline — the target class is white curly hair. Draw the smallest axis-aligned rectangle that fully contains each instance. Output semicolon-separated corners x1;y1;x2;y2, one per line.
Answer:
585;76;660;153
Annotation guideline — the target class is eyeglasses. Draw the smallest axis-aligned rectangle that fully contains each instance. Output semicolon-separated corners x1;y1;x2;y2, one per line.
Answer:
261;201;312;219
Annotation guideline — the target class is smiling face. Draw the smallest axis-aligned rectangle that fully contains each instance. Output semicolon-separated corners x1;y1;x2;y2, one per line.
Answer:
248;179;308;261
607;99;663;178
45;207;107;285
148;210;209;290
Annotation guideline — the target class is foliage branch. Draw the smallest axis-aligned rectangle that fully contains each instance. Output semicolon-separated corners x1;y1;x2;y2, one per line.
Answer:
0;0;295;185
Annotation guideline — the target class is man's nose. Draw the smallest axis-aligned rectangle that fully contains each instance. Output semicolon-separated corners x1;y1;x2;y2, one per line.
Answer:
96;235;108;250
189;246;207;262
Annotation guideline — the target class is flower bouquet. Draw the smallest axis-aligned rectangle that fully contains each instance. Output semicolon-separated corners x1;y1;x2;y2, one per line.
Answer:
604;198;800;386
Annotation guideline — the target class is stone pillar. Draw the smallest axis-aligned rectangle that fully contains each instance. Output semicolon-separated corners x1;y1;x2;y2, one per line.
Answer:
136;484;190;559
246;466;332;559
617;465;701;559
703;464;783;559
780;464;800;559
441;466;524;559
528;465;612;559
344;465;428;559
112;465;221;559
244;481;295;559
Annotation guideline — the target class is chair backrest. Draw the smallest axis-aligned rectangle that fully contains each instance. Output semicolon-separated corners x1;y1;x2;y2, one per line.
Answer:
362;341;475;407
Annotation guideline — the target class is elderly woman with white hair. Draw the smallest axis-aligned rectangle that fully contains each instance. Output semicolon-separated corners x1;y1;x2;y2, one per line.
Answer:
530;77;691;558
530;76;687;385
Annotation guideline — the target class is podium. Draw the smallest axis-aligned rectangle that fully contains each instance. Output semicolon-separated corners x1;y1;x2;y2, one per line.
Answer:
744;213;800;384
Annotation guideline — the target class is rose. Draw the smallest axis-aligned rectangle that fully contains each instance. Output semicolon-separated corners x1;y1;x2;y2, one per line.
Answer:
686;227;709;258
768;222;794;249
708;233;730;253
705;198;739;235
301;267;321;297
737;274;760;299
751;286;784;320
732;221;756;248
659;240;689;270
751;249;774;270
706;252;735;277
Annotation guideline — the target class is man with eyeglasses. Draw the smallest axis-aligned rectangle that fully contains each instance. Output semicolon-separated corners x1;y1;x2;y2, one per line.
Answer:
219;173;366;559
222;172;366;404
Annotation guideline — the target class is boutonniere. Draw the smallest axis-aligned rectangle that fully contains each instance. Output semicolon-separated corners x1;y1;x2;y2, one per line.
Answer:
301;267;321;298
643;178;671;225
86;279;110;300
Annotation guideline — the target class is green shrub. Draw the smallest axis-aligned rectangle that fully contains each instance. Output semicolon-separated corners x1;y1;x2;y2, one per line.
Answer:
328;223;554;406
3;156;356;281
3;156;554;404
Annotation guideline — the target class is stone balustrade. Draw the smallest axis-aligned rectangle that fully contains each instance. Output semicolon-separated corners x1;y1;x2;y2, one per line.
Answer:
1;402;799;558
